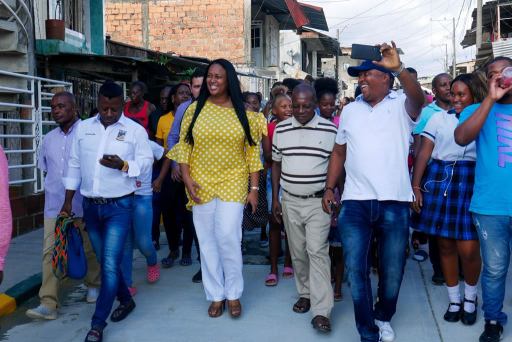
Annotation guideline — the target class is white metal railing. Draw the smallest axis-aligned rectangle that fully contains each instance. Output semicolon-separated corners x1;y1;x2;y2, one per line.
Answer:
0;69;72;193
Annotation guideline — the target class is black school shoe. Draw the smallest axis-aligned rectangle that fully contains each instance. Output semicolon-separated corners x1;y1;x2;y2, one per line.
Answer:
432;269;446;285
110;300;136;322
479;320;504;342
461;296;478;326
444;302;462;322
192;268;202;283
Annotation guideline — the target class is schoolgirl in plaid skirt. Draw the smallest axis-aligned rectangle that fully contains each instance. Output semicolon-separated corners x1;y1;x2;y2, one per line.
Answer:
411;73;487;326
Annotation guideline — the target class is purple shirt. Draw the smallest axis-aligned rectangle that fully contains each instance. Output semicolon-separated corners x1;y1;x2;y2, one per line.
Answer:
167;99;192;168
38;120;84;218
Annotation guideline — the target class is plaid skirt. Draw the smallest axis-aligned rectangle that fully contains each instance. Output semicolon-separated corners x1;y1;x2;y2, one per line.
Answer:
414;159;477;240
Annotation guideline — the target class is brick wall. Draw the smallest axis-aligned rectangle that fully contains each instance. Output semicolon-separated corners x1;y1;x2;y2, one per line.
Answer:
105;2;143;45
9;193;45;238
105;0;245;64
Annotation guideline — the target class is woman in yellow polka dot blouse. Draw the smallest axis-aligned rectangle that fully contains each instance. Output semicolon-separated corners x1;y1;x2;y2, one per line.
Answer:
168;59;266;319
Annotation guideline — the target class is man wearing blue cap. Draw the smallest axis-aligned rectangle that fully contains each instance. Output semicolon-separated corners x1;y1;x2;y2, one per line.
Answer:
323;41;425;342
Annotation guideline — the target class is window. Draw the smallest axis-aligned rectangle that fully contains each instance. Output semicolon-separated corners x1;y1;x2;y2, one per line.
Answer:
251;22;261;49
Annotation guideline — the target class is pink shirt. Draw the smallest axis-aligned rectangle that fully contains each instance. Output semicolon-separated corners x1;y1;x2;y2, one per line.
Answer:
0;145;12;270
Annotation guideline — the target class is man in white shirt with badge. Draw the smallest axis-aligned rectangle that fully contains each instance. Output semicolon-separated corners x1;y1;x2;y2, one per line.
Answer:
62;80;153;342
322;42;425;342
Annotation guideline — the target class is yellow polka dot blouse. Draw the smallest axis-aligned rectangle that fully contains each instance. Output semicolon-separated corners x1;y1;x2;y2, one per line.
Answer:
167;101;267;209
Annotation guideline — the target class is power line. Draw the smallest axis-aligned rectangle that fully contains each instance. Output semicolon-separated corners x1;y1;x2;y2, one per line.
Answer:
329;0;392;29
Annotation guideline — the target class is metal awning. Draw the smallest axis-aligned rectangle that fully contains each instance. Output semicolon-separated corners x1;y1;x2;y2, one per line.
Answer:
259;0;328;31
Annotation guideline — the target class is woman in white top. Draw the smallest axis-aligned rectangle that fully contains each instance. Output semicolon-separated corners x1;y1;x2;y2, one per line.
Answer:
411;73;487;326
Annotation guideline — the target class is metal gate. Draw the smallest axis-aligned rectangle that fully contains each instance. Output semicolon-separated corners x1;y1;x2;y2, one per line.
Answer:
0;70;72;193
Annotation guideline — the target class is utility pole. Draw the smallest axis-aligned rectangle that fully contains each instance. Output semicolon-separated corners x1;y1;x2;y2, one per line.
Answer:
453;17;456;77
476;0;482;50
335;28;339;82
445;44;449;73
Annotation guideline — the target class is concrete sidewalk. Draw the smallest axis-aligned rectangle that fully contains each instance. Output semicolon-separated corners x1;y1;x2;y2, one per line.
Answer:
0;229;511;341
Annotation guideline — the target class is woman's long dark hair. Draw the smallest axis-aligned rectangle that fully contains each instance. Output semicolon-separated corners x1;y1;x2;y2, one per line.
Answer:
451;74;488;104
185;59;256;146
167;83;190;113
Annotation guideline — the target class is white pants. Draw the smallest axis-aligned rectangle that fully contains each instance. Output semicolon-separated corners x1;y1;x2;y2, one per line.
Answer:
192;198;244;301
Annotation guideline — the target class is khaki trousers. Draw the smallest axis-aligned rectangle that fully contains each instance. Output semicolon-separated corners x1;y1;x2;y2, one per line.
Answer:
40;218;101;311
281;191;333;318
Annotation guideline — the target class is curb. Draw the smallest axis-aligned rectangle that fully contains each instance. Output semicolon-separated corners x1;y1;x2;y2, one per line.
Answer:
0;272;42;317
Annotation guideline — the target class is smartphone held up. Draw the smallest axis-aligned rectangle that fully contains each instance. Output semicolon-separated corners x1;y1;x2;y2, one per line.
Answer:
351;44;382;61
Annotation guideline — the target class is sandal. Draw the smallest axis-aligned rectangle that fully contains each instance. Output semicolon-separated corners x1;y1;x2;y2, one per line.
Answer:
161;251;179;268
334;292;343;302
311;315;331;332
228;299;242;317
179;254;192;266
208;300;226;318
265;273;278;286
84;328;103;342
293;297;311;313
282;266;294;279
147;263;159;283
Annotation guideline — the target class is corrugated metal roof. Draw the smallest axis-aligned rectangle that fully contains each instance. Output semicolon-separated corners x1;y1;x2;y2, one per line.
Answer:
299;3;329;32
492;39;512;59
285;0;310;28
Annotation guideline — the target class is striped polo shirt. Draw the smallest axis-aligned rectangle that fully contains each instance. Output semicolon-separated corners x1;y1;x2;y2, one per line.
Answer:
272;114;337;195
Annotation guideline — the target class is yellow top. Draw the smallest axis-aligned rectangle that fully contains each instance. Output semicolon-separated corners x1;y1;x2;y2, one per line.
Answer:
167;101;267;209
155;112;175;149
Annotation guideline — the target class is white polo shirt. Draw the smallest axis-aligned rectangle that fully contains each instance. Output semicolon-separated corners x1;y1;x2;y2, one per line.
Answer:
336;91;420;202
421;109;476;161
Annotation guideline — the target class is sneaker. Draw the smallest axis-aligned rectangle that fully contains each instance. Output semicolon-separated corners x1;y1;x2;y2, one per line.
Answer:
26;305;57;320
152;240;160;251
431;269;445;285
479;320;504;342
86;288;100;303
375;319;395;342
259;239;269;248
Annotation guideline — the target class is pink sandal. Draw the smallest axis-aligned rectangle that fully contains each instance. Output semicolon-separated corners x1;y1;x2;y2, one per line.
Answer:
265;273;278;286
147;263;159;283
282;267;294;279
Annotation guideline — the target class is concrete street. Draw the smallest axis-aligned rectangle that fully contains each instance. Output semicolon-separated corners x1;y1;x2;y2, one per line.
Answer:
1;229;511;342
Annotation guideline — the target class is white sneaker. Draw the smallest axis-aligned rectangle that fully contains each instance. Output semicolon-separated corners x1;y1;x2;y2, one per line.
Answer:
26;305;57;320
375;319;395;342
86;287;100;303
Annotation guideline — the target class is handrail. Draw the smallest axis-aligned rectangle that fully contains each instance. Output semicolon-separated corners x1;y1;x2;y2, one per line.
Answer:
0;70;72;85
0;0;29;42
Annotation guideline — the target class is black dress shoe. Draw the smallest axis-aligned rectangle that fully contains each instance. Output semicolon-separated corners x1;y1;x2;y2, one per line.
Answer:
444;302;462;322
432;269;445;285
192;268;202;283
110;300;136;322
461;296;478;326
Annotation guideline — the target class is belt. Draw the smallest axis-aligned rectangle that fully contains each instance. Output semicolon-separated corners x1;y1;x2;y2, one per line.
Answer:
282;189;325;199
85;193;134;205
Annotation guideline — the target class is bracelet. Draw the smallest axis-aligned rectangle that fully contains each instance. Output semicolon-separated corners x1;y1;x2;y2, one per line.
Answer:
325;187;335;193
120;160;129;172
412;186;421;190
250;186;259;191
391;62;405;77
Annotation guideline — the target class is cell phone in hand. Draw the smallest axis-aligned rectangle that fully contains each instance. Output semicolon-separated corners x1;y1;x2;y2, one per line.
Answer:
351;44;382;61
102;154;115;160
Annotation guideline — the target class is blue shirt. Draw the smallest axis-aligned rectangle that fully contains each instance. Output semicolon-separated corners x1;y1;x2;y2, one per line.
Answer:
459;103;512;216
167;99;192;168
413;101;444;135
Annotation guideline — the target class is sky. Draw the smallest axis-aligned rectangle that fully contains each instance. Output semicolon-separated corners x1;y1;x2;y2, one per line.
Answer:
299;0;485;77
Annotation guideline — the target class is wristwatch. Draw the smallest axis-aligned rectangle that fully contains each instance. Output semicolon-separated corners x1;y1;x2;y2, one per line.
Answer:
391;62;405;77
250;186;259;191
121;160;129;172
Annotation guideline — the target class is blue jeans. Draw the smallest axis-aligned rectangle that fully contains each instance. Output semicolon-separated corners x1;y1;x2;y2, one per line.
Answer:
83;196;134;330
121;195;158;287
151;165;162;242
473;213;512;325
338;200;409;342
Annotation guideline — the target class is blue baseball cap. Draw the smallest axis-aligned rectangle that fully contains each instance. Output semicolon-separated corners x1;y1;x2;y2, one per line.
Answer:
347;60;393;78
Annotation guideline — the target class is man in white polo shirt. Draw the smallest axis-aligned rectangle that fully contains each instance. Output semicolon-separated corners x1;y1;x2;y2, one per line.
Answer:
272;84;338;333
323;42;425;342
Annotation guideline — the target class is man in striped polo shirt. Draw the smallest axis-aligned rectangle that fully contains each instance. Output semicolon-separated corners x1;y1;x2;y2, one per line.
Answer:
271;84;338;333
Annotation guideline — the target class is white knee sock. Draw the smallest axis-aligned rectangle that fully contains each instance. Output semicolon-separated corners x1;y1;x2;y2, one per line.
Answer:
447;285;461;312
464;282;478;313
